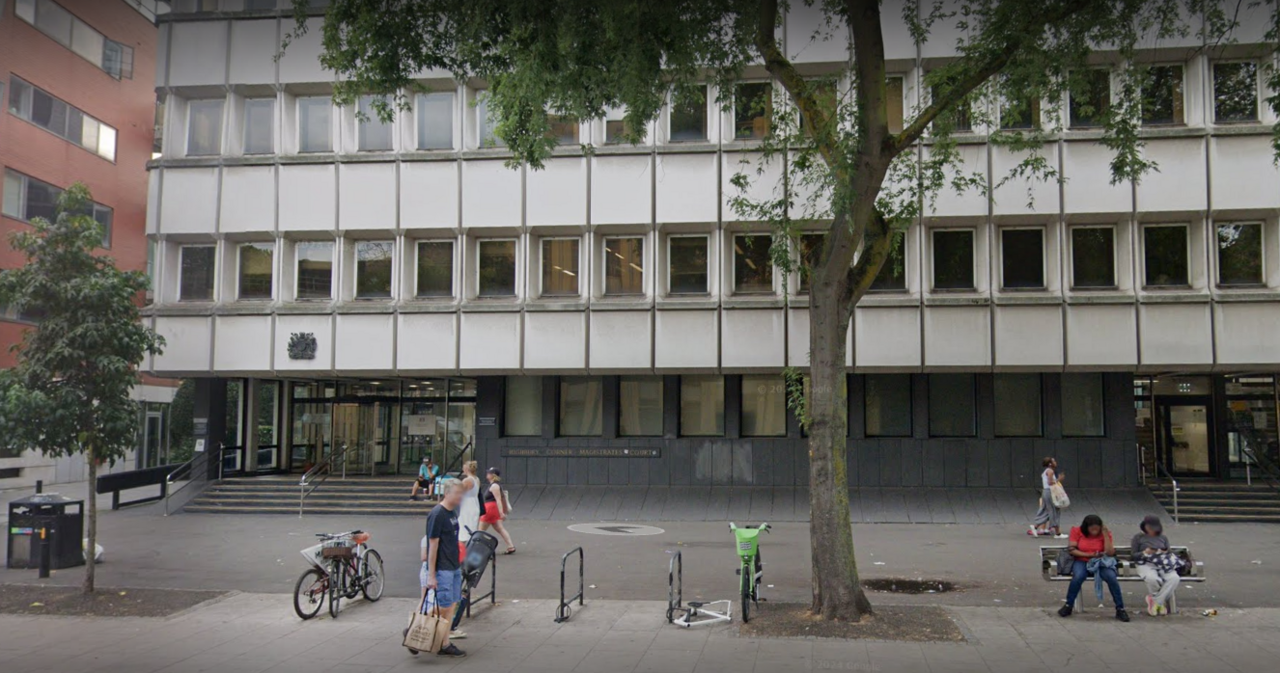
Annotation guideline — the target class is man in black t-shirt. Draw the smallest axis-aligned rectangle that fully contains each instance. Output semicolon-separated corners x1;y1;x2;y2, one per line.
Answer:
422;478;466;657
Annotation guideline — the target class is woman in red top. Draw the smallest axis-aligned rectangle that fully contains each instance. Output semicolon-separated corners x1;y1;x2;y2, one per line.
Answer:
1058;514;1130;622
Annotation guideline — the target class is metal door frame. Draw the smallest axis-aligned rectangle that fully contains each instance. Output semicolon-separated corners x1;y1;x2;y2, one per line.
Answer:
1155;394;1215;477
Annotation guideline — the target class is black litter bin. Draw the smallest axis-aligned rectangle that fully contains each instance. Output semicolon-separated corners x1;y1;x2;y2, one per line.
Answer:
7;493;85;570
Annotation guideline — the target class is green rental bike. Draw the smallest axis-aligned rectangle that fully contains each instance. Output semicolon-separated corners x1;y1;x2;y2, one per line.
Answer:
730;521;770;623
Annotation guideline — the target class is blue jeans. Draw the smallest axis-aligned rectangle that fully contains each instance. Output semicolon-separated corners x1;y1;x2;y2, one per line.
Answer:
1065;560;1124;609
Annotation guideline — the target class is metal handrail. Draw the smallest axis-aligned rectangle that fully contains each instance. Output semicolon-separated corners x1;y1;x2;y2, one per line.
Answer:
1239;444;1280;495
555;547;584;623
163;447;212;516
1152;460;1180;524
299;442;355;518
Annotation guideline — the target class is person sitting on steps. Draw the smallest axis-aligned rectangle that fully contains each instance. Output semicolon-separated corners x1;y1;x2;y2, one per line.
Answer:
410;456;439;502
1058;514;1130;622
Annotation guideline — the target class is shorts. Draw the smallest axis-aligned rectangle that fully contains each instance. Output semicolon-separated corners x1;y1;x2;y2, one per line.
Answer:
480;500;501;524
416;477;430;488
424;567;463;608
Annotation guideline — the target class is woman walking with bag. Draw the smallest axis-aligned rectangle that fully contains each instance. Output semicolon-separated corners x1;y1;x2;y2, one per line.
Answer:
478;468;516;555
1030;457;1067;537
457;462;482;558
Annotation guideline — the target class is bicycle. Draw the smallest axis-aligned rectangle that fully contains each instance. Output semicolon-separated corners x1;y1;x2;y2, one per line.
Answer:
730;521;769;623
293;529;385;620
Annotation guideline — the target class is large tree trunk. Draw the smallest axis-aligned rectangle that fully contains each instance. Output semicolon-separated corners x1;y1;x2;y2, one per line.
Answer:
806;285;872;620
84;443;96;594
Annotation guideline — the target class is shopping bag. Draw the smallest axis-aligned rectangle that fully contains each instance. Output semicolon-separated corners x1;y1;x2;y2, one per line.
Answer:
1050;482;1071;509
403;591;450;654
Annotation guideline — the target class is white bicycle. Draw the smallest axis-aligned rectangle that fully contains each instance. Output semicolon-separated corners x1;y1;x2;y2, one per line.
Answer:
293;530;384;619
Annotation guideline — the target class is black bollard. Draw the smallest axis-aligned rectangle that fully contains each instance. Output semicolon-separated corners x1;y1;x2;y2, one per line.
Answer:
37;527;51;579
35;480;43;494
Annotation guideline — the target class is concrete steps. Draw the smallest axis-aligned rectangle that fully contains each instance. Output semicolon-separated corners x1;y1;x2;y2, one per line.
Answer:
1148;480;1280;523
185;476;440;516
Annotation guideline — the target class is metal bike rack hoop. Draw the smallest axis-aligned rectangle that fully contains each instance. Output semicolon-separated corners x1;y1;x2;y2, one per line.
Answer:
666;550;682;623
555;546;585;623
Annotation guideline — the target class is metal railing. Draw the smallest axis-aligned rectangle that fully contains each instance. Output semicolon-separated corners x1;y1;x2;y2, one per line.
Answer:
555;547;584;623
1239;443;1280;495
298;442;355;517
1152;460;1180;524
666;550;683;624
163;447;213;516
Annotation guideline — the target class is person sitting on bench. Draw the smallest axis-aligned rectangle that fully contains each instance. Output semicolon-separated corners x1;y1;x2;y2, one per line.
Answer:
1058;514;1130;622
1132;514;1181;616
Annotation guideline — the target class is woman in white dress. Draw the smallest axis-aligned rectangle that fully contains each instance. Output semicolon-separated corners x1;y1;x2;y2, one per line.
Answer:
457;461;482;551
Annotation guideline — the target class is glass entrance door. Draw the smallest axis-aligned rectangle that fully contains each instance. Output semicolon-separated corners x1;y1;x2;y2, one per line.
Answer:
141;411;164;468
1159;399;1213;476
332;399;399;476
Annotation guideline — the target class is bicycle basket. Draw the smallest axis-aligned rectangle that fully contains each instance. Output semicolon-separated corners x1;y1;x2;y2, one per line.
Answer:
733;529;760;558
321;539;355;559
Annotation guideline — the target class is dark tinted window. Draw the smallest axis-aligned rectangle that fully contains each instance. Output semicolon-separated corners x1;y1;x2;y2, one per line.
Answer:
1143;225;1188;287
669;236;708;294
1001;229;1044;289
1069;69;1110;128
1071;227;1116;288
734;235;773;293
929;374;976;437
1214;62;1258;123
865;374;912;437
933;230;974;290
1141;65;1184;126
1217;223;1263;286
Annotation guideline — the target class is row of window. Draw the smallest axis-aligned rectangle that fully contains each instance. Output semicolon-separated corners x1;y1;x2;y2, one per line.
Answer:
6;76;117;162
14;0;135;80
503;373;1106;439
2;169;113;246
170;0;327;12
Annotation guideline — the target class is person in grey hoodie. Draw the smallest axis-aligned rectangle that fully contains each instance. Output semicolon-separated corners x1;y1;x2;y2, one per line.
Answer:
1131;515;1180;616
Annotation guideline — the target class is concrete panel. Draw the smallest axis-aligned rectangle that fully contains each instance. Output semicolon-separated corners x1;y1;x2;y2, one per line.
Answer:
156;23;169;88
787;308;809;367
527;158;587;226
855;306;921;369
397;313;458;371
339;163;397;230
920;1;967;60
147;170;161;235
459;312;521;370
992;146;1059;216
274;314;334;372
785;1;848;62
1138;303;1213;366
159;168;219;234
213;315;272;372
334;314;395;371
169;21;227;87
722;153;783;222
656;154;718;224
923;306;991;367
279;164;336;232
722;309;785;368
524;312;587;371
152;317;212;373
655;310;718;369
591;155;652;225
880;0;916;61
1135;138;1207;213
1062;141;1133;214
228;20;276;85
277;25;326;84
400;162;459;229
927;145;987;218
219;166;275;233
1215;303;1280;366
1211;136;1280;210
1065;304;1138;367
994;305;1064;367
462;160;522;228
589;311;652;370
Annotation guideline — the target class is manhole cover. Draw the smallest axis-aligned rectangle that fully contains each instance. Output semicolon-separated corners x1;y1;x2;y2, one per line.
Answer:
567;523;665;536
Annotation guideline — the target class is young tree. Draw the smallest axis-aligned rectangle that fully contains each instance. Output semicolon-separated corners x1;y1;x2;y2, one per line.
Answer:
0;184;164;594
290;0;1275;619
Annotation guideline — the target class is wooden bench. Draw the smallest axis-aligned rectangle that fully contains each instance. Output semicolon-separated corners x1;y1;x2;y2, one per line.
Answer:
1040;545;1206;613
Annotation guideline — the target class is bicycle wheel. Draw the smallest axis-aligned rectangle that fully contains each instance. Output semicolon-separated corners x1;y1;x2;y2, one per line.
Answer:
361;549;385;602
740;565;752;623
293;568;327;620
328;560;343;618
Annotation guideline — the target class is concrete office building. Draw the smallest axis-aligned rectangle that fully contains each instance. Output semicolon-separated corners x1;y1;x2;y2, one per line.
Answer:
146;1;1280;495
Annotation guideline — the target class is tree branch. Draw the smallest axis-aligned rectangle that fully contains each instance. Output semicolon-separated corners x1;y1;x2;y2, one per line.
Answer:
842;209;893;306
754;0;839;168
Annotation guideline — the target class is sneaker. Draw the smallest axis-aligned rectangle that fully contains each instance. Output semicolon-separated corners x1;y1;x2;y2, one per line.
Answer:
409;495;419;502
450;630;467;639
1058;604;1073;618
438;643;467;657
1116;609;1131;623
1146;595;1158;616
1156;603;1167;616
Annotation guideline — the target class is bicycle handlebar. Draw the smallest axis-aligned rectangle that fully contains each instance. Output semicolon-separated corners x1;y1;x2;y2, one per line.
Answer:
728;522;771;532
315;529;363;539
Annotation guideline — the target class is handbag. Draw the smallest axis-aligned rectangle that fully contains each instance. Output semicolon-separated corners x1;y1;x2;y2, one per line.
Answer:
1055;549;1075;577
1050;482;1071;509
403;590;450;654
502;488;513;514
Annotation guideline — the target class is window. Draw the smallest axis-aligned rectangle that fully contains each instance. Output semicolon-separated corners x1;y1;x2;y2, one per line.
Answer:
669;85;707;142
547;115;578;144
1141;65;1184;126
187;99;224;156
298;97;332;153
1071;227;1116;288
620;376;663;436
17;0;135;79
7;76;117;161
1069;69;1110;129
246;0;277;9
604;106;634;144
931;78;972;133
741;375;786;437
1062;373;1106;437
605;237;644;295
1001;228;1044;289
1001;95;1040;130
1213;61;1258;123
476;93;505;148
559;377;602;436
871;231;907;291
478;239;517;297
1143;224;1188;287
354;241;394;298
886;76;905;134
865;374;912;437
928;374;975;437
237;243;274;300
680;375;724;436
541;238;580;297
243;98;275;154
3;169;112;246
733;234;773;294
295;241;333;299
505;376;543;436
669;236;709;294
798;234;824;293
1217;222;1263;286
734;83;772;139
932;229;974;290
357;95;393;151
994;374;1042;437
179;245;216;301
415;240;454;297
416;91;453;150
799;77;839;137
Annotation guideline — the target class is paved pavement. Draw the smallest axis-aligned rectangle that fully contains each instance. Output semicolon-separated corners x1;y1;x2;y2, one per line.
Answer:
2;591;1280;673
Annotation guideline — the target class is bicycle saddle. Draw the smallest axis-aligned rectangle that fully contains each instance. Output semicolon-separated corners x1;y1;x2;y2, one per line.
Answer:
686;601;704;609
